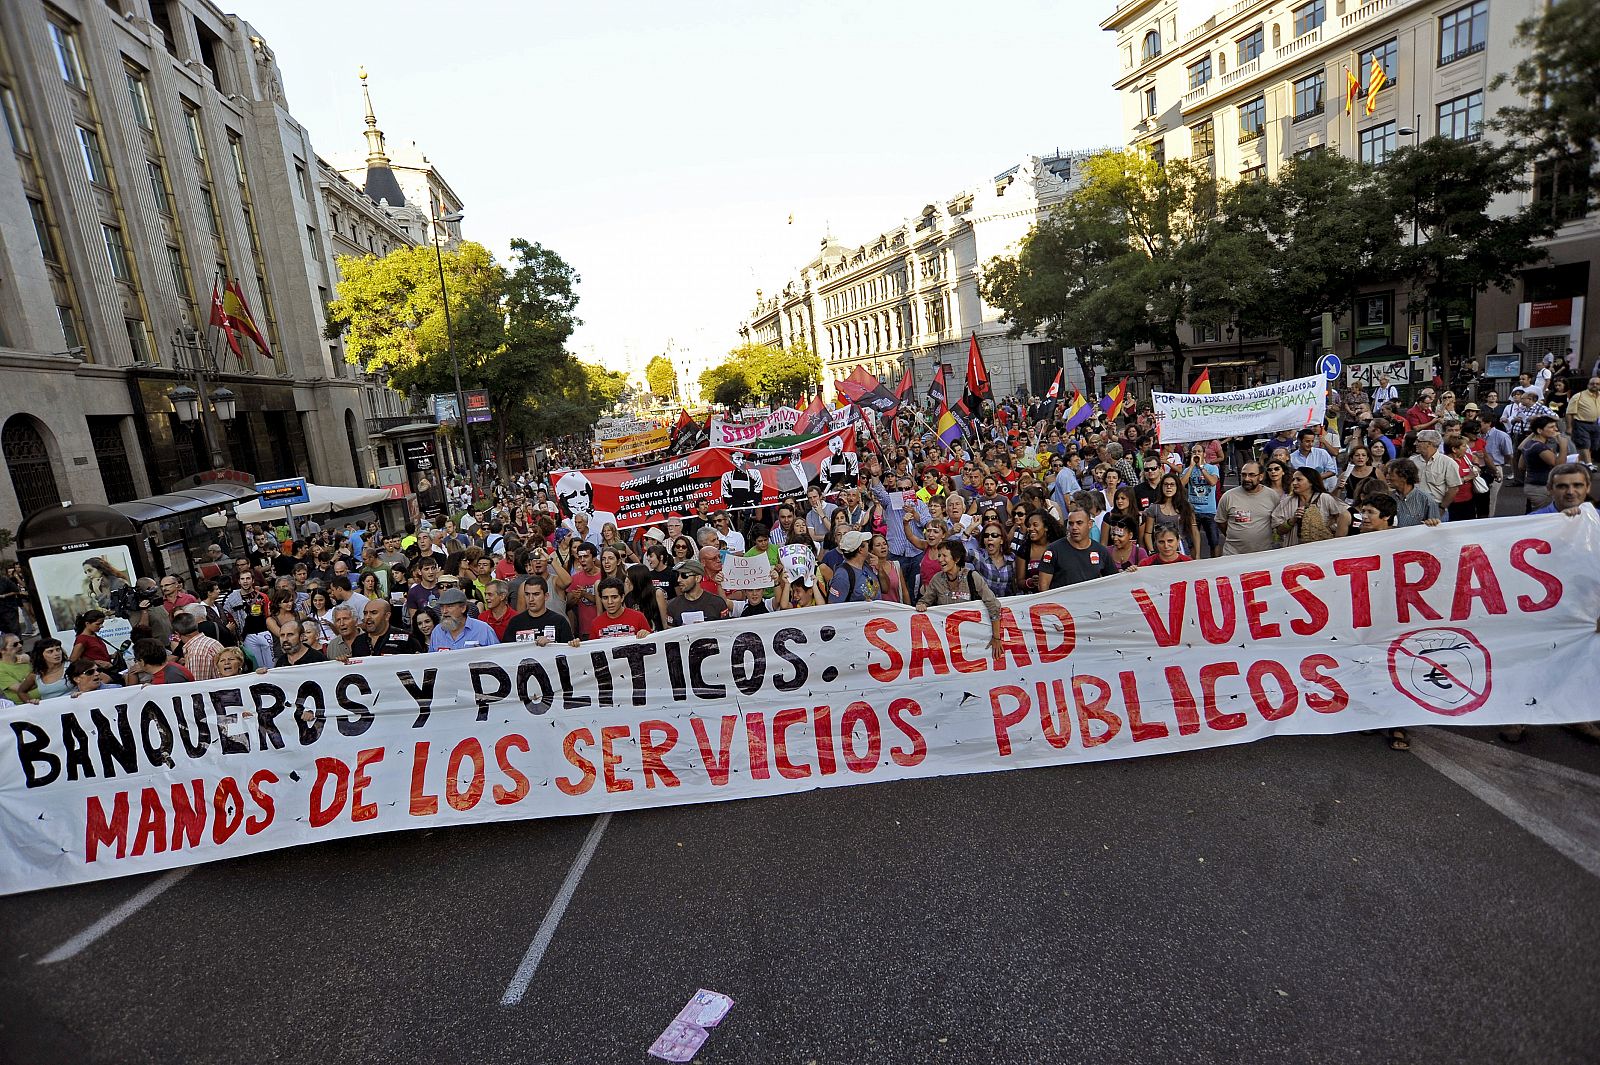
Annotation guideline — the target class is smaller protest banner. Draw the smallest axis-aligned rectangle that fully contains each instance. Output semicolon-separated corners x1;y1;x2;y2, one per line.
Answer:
598;428;670;462
719;554;774;591
708;407;801;447
1346;359;1412;389
1152;374;1328;444
594;416;653;442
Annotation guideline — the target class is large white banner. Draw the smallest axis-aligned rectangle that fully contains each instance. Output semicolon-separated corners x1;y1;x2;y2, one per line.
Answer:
4;514;1598;895
708;407;801;447
1154;374;1328;444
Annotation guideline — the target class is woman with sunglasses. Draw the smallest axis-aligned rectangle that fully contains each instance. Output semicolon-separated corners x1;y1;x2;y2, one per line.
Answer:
67;658;122;697
971;522;1015;598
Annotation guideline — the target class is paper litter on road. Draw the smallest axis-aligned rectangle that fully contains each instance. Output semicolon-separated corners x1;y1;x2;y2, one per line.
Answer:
648;990;735;1061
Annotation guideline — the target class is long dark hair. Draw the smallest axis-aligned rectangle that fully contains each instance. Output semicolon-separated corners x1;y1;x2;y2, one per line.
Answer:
1157;473;1196;525
624;564;664;631
74;610;106;634
30;638;65;676
1294;466;1328;499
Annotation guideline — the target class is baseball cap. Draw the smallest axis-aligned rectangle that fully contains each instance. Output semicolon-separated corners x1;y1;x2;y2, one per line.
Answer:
438;588;468;606
839;530;871;554
678;559;705;576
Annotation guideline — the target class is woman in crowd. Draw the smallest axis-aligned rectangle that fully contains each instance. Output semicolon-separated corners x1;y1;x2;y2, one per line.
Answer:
624;563;665;632
1017;510;1063;595
266;588;300;657
1520;415;1561;511
1263;458;1291;496
307;587;337;644
669;535;697;568
870;533;908;605
601;522;637;563
1141;474;1200;557
215;646;250;678
67;658;121;696
70;610;117;674
23;639;70;701
1336;444;1381;505
300;619;326;655
1445;435;1484;523
1147;526;1192;566
1103;514;1150;571
969;521;1015;599
913;519;949;589
357;571;385;602
598;546;629;590
1109;485;1143;533
411;606;440;646
1272;468;1351;546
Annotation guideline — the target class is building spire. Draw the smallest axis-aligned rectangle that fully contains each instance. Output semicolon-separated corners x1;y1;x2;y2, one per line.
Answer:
356;67;406;207
358;66;389;168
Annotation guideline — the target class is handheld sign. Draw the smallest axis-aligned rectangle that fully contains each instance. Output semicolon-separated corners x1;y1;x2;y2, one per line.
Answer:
1318;352;1342;381
256;477;309;508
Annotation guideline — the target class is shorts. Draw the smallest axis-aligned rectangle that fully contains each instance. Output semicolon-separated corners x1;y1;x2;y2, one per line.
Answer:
1573;421;1599;452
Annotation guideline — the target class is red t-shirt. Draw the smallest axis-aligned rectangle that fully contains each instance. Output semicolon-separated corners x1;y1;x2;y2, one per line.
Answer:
479;605;518;641
587;608;649;640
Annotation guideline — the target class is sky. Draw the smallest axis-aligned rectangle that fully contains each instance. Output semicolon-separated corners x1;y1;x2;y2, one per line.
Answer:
251;0;1125;375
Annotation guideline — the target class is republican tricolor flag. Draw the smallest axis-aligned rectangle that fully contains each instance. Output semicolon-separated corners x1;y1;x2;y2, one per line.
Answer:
1098;378;1129;421
935;408;963;451
1062;390;1091;432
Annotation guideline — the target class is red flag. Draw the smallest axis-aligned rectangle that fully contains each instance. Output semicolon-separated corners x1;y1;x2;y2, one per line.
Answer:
670;408;694;441
926;364;949;412
223;280;271;357
1044;368;1063;400
963;333;991;409
794;393;827;435
894;371;913;404
209;280;241;359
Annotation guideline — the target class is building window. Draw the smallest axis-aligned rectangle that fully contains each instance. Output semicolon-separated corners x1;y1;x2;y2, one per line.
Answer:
27;197;56;262
200;186;220;235
49;22;84;88
2;87;29;155
184;105;206;161
1437;91;1484;141
102;225;132;280
1240;163;1266;181
1191;120;1215;158
1142;29;1161;61
294;163;309;199
1239;96;1266;141
87;417;137;504
1237;27;1264;65
1533;157;1590;225
1187;56;1212;89
126;70;153;130
1439;1;1488;65
1293;71;1326;121
1359;121;1398;165
166;245;188;297
77;126;108;185
1357;293;1391;328
1143;86;1158;117
3;415;63;517
56;305;80;349
1359;39;1399;93
228;134;247;186
307;224;323;261
1293;0;1326;38
148;160;173;216
124;318;152;362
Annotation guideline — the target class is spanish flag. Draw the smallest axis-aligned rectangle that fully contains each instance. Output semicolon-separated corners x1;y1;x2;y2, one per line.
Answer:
1364;56;1387;115
1098;377;1129;421
208;280;240;359
1062;390;1091;432
223;280;271;358
1345;67;1361;115
1190;368;1212;395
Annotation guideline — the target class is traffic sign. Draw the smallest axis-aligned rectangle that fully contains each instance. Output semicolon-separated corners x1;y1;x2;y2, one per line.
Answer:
256;477;310;508
1318;352;1342;381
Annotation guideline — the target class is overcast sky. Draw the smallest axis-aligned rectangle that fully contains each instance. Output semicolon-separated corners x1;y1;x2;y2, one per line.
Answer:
252;0;1124;372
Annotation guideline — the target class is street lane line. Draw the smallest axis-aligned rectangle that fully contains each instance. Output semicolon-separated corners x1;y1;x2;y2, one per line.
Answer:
38;867;194;965
500;813;612;1006
1411;729;1600;881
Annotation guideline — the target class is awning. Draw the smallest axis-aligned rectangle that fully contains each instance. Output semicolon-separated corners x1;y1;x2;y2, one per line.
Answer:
224;482;393;523
380;421;440;437
111;483;260;525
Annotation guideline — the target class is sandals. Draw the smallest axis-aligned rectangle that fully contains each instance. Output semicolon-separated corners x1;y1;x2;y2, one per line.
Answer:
1388;729;1410;751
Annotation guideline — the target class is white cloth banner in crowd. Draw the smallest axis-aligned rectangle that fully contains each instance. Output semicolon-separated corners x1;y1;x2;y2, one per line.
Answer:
4;513;1598;895
1153;374;1329;444
708;408;802;447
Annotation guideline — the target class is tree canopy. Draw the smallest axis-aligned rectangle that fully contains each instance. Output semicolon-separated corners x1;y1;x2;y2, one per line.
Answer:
697;342;820;407
1492;0;1599;216
645;354;677;399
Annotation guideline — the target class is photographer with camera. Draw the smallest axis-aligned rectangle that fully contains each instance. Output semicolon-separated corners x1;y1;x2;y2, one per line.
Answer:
120;577;172;645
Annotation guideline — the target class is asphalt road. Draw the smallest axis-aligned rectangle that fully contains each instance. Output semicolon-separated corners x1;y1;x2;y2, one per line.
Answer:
2;724;1598;1065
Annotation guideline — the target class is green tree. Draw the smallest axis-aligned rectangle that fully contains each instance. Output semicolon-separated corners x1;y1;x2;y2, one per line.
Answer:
645;354;677;399
481;239;583;464
699;360;754;407
583;362;630;410
1208;150;1404;373
697;342;820;408
1384;138;1555;388
982;150;1231;387
1492;0;1599;217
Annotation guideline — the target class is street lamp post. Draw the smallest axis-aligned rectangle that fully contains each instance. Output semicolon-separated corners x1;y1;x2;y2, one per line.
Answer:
434;209;474;489
168;329;238;472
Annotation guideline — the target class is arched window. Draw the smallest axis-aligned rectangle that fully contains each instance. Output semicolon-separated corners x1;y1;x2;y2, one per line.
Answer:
1142;29;1161;61
3;415;62;518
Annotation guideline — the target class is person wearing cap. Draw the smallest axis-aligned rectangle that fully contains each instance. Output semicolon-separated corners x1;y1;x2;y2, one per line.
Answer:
1410;429;1462;509
666;558;730;627
428;588;498;651
826;530;880;604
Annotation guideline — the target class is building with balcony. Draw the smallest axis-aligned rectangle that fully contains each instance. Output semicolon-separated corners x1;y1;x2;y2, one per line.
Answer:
1101;0;1596;392
0;0;372;530
739;151;1103;405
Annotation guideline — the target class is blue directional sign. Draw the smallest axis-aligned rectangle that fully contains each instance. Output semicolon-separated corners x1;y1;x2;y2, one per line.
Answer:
256;477;310;508
1318;352;1342;381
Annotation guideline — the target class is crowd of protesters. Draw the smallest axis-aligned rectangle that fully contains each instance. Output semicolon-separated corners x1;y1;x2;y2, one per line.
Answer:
0;361;1594;750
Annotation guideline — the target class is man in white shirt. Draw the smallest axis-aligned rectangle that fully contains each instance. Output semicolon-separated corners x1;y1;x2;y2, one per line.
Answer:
1410;429;1463;508
1371;374;1400;410
1288;429;1338;478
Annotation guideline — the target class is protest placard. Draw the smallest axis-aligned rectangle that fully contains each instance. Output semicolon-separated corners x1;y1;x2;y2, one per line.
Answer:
1152;374;1328;444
